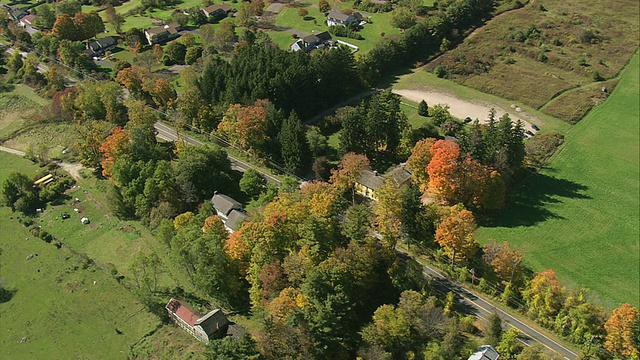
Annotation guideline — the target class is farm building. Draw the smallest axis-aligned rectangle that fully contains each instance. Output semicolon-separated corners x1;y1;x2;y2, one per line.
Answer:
355;164;412;201
165;298;229;344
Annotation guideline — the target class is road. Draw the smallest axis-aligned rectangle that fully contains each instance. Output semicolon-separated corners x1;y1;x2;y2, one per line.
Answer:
402;250;579;360
153;122;282;184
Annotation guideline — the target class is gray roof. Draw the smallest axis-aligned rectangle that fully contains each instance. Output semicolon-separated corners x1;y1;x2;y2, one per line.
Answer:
196;308;228;338
468;345;500;360
303;34;320;44
211;194;242;217
327;10;350;21
385;165;412;186
203;3;232;14
315;31;332;42
357;169;385;191
226;210;247;231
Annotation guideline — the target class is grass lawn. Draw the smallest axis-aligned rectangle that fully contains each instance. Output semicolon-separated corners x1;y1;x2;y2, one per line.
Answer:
476;51;640;310
0;153;160;360
0;86;46;141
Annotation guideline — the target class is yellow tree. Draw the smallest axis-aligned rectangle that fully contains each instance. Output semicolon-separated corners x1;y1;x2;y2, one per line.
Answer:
604;303;639;359
406;137;436;192
435;205;478;265
522;270;566;327
375;180;403;249
482;241;523;284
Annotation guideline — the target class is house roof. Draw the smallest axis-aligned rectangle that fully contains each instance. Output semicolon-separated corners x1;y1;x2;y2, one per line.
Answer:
146;26;168;36
20;14;37;23
226;210;247;231
303;34;319;44
89;37;116;50
327;10;351;22
357;169;385;191
468;345;500;360
203;3;232;14
385;165;412;186
165;22;180;34
315;31;332;42
10;8;28;20
211;194;242;216
166;298;200;327
195;308;228;337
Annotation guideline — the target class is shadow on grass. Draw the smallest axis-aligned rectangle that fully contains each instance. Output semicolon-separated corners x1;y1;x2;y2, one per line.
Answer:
481;171;590;228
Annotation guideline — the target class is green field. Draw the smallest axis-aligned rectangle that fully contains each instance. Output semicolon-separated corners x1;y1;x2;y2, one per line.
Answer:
476;51;640;309
0;153;161;359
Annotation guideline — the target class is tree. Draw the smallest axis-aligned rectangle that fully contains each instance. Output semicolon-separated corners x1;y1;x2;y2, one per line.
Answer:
435;205;478;265
486;312;503;347
516;343;545;360
56;0;82;17
360;305;411;358
175;145;234;205
99;126;130;178
200;24;216;47
73;12;105;41
214;21;236;53
329;152;370;196
497;328;522;359
522;270;566;327
165;41;187;65
1;172;36;212
105;5;124;33
430;104;452;126
427;139;461;202
206;334;261;360
240;169;267;200
251;0;265;16
148;78;177;109
318;0;330;13
34;4;56;29
129;252;162;293
604;303;639;359
312;156;331;181
375;181;404;248
184;46;203;65
418;99;428;116
338;105;370;156
391;6;416;30
52;14;76;40
342;203;371;242
7;51;23;74
298;8;309;17
483;241;524;285
406;137;436;192
306;126;329;158
279;111;309;176
74;120;112;170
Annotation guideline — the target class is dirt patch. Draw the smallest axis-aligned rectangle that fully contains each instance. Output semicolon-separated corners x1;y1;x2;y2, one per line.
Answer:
57;162;84;181
393;89;540;133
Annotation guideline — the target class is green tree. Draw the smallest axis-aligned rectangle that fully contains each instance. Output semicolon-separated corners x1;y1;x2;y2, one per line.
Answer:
486;312;503;347
105;5;124;33
342;203;371;242
34;4;56;29
175;145;234;205
2;172;35;211
391;6;416;30
279;111;309;176
318;0;330;13
206;334;261;360
497;328;522;359
360;305;412;358
418;99;428;116
240;169;267;200
165;41;187;65
7;50;23;74
56;0;82;17
306;126;329;158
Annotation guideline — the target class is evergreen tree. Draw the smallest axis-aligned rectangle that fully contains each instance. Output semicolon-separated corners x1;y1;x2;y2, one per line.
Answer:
418;99;429;116
278;111;309;176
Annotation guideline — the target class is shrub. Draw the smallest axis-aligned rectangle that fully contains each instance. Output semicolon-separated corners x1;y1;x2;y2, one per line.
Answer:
525;131;564;169
434;65;447;78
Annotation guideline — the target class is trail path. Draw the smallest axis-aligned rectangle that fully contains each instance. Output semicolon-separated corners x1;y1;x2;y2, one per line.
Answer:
393;89;540;133
0;146;85;180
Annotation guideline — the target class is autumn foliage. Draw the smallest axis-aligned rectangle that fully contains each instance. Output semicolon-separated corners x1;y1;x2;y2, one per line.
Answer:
435;205;478;264
217;101;270;156
482;241;523;284
522;270;566;327
406;137;436;193
604;303;639;359
99;126;129;178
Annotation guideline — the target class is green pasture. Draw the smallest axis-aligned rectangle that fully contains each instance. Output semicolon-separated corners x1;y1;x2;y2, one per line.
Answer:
0;153;160;360
476;51;640;309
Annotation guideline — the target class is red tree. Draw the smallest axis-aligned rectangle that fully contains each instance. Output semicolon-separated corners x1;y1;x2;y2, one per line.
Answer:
604;303;639;358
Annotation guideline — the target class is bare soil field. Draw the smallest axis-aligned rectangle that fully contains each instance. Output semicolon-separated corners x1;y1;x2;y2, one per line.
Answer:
426;0;639;123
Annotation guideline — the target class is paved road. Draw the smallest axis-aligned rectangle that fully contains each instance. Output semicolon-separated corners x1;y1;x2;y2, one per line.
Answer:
154;122;283;184
401;249;579;360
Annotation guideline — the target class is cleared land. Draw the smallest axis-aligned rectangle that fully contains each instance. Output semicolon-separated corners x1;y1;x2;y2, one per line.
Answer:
0;152;160;359
426;0;639;123
476;51;640;309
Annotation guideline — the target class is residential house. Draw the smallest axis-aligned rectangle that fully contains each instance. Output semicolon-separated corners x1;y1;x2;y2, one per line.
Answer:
468;345;500;360
18;14;37;27
202;3;234;19
144;22;181;45
211;193;247;233
84;37;117;57
355;164;412;201
326;10;362;27
290;31;333;52
165;298;229;344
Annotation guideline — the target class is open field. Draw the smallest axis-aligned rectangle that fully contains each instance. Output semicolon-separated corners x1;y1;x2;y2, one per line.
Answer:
392;68;571;134
426;0;639;123
476;51;640;310
0;153;161;359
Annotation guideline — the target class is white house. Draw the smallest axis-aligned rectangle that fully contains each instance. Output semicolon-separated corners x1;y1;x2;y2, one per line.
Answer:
211;193;247;233
326;10;362;27
468;345;500;360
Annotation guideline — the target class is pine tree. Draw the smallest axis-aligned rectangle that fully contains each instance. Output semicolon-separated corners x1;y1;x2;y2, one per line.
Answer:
279;111;309;176
418;99;428;116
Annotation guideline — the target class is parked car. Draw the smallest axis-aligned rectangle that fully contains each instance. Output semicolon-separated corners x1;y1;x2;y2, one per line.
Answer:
531;124;540;131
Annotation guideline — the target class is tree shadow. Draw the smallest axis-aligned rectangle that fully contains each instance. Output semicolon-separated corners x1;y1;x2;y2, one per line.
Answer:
481;171;590;228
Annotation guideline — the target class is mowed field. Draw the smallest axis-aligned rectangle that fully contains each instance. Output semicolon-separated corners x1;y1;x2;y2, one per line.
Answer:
476;51;640;309
0;153;160;359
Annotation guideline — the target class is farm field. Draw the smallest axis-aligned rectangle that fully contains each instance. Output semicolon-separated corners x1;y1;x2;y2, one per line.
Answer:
0;153;161;359
426;0;639;123
476;51;640;310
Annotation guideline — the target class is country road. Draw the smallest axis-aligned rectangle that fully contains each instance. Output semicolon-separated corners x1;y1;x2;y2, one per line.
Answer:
153;122;283;184
403;250;579;360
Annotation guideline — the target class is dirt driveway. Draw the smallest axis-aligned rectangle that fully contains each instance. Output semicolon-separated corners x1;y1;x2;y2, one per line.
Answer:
393;89;540;133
